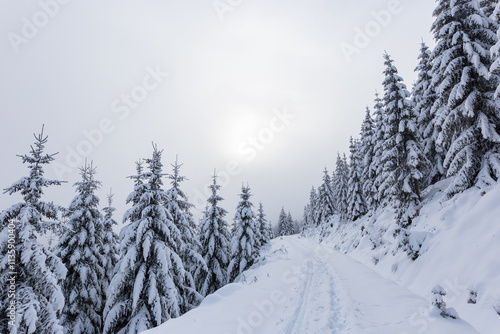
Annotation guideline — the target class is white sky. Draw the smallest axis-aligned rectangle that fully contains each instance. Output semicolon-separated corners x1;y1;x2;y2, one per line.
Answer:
0;0;437;227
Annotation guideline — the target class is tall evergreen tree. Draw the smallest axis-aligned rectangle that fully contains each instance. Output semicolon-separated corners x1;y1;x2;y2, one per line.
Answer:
277;208;294;236
432;0;500;198
287;212;295;234
197;172;231;296
346;137;367;221
481;0;498;17
56;162;105;334
256;202;271;246
333;153;349;220
371;92;386;209
165;157;204;310
101;190;119;319
360;107;376;209
0;127;66;334
307;186;319;226
103;145;187;334
316;168;336;225
380;52;427;229
227;185;258;282
413;41;443;186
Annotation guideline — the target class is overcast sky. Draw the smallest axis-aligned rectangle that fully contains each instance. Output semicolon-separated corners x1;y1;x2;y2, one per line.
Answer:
0;0;437;228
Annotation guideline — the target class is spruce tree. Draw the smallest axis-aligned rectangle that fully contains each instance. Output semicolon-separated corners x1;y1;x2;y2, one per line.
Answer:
56;162;105;334
307;186;319;226
380;52;427;230
316;168;336;225
346;137;367;221
481;0;498;17
256;202;270;246
228;185;258;282
103;145;187;334
360;107;376;209
432;0;500;198
278;208;289;236
370;92;386;209
101;190;119;319
165;157;204;310
0;127;66;334
333;153;349;220
413;41;442;186
197;172;231;296
287;212;295;234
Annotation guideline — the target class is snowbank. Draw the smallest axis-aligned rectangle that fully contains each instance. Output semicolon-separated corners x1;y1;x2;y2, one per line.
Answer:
323;179;500;334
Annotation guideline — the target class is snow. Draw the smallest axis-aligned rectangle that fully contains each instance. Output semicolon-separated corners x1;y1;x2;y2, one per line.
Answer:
142;179;499;334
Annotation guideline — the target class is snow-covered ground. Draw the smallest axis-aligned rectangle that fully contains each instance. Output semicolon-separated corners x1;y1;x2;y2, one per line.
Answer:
143;237;480;333
143;179;500;334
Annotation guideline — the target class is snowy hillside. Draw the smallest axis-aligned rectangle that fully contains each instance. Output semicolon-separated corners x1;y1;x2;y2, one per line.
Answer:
143;180;500;334
322;179;500;334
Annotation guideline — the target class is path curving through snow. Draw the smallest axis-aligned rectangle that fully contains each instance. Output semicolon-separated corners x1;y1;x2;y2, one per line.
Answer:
143;235;480;334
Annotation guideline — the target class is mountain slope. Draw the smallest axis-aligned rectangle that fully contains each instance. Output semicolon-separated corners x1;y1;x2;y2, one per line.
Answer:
142;236;482;333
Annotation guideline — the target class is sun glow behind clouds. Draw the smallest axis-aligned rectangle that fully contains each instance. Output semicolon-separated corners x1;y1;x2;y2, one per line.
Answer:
224;108;264;154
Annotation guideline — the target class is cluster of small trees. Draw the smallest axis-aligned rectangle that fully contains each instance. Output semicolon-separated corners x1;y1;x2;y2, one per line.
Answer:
304;0;500;257
0;130;273;334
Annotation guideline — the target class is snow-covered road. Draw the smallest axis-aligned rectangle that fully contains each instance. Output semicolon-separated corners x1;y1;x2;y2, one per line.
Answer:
144;236;480;334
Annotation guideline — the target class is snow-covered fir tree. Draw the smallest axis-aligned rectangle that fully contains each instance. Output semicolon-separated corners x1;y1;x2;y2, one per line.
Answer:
165;157;204;310
432;0;500;198
380;52;427;241
103;145;189;334
413;41;442;186
360;107;376;209
101;190;119;317
346;137;367;221
197;172;231;296
370;92;386;209
287;212;296;234
481;0;498;17
256;202;271;246
228;185;258;282
316;168;336;225
278;208;294;236
333;153;349;220
306;186;319;226
0;127;66;334
56;162;105;334
267;222;274;239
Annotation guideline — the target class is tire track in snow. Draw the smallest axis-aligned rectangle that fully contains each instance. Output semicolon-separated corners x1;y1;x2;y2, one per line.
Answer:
283;238;346;334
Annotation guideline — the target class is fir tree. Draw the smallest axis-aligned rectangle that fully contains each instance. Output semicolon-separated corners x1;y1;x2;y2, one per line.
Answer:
370;92;386;209
56;162;105;334
256;202;271;246
316;168;336;225
360;107;376;209
228;185;258;282
413;41;443;186
333;153;349;220
103;145;188;334
165;157;204;310
432;0;500;198
346;137;367;221
380;52;427;231
481;0;498;17
307;186;319;226
0;127;66;334
277;208;294;236
197;172;231;296
101;190;119;319
287;212;295;234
